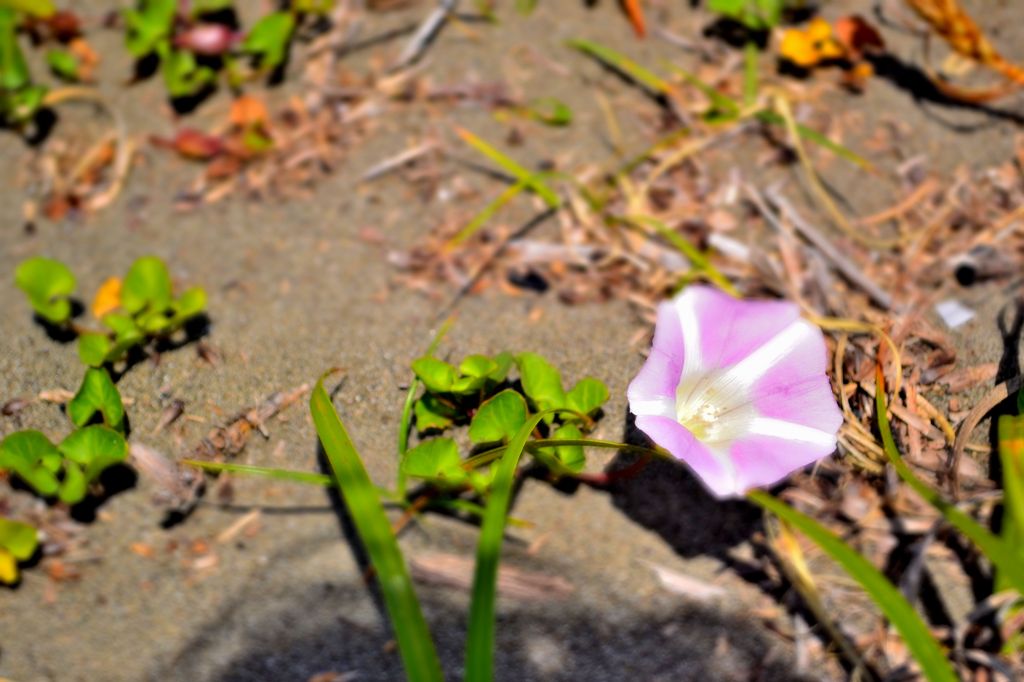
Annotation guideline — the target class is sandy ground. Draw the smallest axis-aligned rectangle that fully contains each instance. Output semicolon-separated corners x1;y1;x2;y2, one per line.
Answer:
1;1;1023;680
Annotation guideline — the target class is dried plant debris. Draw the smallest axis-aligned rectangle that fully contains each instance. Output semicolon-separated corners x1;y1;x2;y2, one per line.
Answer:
192;383;310;461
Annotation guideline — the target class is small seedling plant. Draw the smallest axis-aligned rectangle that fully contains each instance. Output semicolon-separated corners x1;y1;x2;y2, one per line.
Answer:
0;366;127;506
0;0;53;128
0;516;39;585
15;255;207;368
400;350;610;504
124;0;331;103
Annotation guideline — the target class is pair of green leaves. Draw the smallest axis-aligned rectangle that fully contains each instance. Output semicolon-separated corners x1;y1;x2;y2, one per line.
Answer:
0;425;126;505
0;367;126;504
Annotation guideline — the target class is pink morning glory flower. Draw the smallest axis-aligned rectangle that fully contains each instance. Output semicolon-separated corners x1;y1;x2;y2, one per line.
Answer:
627;286;843;499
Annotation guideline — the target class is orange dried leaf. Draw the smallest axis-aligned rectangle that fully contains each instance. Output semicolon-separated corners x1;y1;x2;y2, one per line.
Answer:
229;95;270;129
91;276;122;318
834;15;884;59
169;129;223;160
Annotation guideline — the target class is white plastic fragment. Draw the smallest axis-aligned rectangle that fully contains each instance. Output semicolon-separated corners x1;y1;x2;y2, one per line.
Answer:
935;299;975;329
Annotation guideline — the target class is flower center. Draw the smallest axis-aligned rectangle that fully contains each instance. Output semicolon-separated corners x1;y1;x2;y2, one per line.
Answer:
674;370;751;444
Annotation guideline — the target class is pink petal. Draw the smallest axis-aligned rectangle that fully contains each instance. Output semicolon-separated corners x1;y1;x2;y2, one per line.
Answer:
634;415;737;498
727;432;837;493
751;322;844;434
627;301;684;404
682;287;800;373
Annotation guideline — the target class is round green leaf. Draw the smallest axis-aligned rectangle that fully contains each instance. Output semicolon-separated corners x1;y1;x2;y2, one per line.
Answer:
58;424;126;471
516;352;565;421
469;389;528;445
68;368;125;432
0;430;61;496
14;257;76;324
77;333;112;367
172;286;206;320
459;355;498;379
121;255;172;315
411;357;458;394
566;377;609;419
551;423;585;472
58;461;87;504
414;395;455;433
400;438;467;486
0;517;38;561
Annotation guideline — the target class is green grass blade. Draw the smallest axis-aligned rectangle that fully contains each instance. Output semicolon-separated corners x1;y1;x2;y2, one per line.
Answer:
755;109;871;169
446;177;531;249
621;215;739;296
465;411;547;681
455;127;560;208
997;415;1024;594
748;490;959;682
182;459;333;486
311;376;443;682
663;64;739;116
567;38;670;95
875;369;1024;594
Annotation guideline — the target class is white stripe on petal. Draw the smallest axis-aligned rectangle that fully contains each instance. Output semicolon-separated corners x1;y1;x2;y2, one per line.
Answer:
676;291;703;378
746;417;837;449
629;398;677;419
721;320;815;390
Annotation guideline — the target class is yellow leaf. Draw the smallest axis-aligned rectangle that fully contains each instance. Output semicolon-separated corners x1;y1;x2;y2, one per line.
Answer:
92;276;122;318
0;548;18;585
806;17;833;42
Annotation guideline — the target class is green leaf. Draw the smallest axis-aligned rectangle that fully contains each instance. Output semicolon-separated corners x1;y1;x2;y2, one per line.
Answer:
160;47;215;98
516;352;565;420
189;0;233;16
414;395;455;433
68;368;125;433
310;376;443;681
15;257;76;324
172;286;206;321
123;0;175;57
0;517;38;560
996;415;1024;594
100;313;144;362
707;0;781;30
565;377;609;419
469;390;528;445
450;375;488;395
550;423;585;472
0;430;61;496
401;438;467;486
466;410;548;680
875;370;1024;594
58;425;127;481
0;0;54;17
524;97;572;126
45;48;79;81
243;11;295;70
122;256;172;315
488;352;514;383
749;490;958;682
460;354;498;379
78;333;112;367
58;461;87;504
411;357;458;394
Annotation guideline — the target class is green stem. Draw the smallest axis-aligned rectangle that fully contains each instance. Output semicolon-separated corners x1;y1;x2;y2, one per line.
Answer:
743;40;759;108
